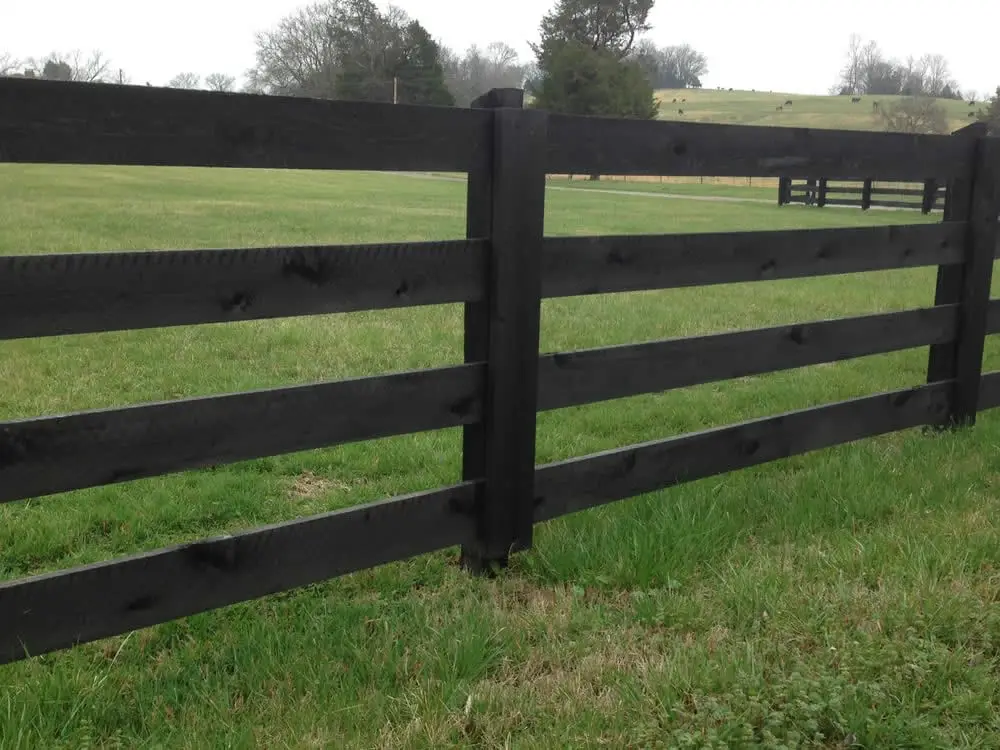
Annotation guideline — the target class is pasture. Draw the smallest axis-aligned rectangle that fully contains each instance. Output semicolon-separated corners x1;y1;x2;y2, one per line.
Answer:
2;165;1000;748
655;87;978;132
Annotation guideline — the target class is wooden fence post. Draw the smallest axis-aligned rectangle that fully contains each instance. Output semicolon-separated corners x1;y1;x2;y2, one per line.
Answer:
921;178;938;214
861;179;873;211
927;122;1000;426
461;90;548;573
817;178;829;208
777;177;791;206
805;178;816;206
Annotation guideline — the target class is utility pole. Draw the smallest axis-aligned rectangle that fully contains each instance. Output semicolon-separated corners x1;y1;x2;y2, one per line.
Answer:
393;76;398;104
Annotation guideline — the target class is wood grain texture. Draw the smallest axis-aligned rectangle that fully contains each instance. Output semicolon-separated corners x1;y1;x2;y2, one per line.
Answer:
461;89;522;547
534;383;951;523
0;78;491;172
0;240;487;340
0;482;477;665
536;306;958;411
546;113;972;180
927;123;986;384
979;372;1000;411
949;137;1000;423
470;106;548;562
0;365;484;503
541;223;966;299
988;299;1000;335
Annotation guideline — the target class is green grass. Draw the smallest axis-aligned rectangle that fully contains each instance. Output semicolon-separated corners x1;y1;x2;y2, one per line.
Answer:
548;177;780;202
2;164;1000;748
655;87;978;132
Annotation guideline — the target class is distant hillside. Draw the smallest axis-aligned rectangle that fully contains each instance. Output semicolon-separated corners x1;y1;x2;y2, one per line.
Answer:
655;88;976;133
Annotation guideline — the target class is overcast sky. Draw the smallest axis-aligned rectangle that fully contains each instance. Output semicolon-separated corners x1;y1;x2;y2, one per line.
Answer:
2;0;997;98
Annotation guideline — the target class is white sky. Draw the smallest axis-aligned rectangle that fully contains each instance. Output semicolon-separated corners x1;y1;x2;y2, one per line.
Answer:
2;0;997;98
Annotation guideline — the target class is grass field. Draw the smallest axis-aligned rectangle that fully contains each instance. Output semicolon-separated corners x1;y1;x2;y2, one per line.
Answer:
654;88;978;132
2;165;1000;748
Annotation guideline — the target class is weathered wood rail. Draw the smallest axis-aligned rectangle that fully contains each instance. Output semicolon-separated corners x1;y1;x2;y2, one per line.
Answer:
1;78;998;665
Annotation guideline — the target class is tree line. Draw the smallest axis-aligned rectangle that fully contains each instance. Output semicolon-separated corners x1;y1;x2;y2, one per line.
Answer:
831;33;1000;135
835;34;964;100
241;0;705;113
2;2;997;138
1;0;705;118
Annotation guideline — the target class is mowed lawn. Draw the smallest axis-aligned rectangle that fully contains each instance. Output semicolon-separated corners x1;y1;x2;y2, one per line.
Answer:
1;165;1000;748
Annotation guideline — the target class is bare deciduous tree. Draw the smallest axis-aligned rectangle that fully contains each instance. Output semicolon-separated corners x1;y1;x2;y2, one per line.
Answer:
0;52;20;76
631;40;708;89
880;96;948;134
836;36;961;99
247;1;344;98
443;41;526;106
30;50;113;82
838;33;864;95
919;53;955;97
168;72;201;89
205;73;236;92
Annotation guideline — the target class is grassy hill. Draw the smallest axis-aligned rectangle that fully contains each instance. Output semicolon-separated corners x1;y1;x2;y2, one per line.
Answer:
655;87;977;132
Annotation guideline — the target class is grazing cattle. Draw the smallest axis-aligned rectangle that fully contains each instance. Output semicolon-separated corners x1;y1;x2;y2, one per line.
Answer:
851;96;862;103
672;98;677;103
728;87;733;91
872;101;881;113
969;100;976;106
682;98;686;102
678;109;684;115
776;106;783;111
784;100;793;106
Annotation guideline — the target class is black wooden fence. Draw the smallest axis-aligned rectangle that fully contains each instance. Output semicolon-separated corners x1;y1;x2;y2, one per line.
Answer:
1;80;999;665
778;176;949;212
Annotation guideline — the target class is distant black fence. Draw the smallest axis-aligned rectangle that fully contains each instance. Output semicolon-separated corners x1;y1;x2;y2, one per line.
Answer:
778;176;949;212
0;80;998;666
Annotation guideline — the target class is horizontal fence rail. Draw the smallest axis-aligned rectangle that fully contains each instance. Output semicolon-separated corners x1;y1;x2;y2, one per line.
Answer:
788;186;945;198
546;113;973;181
0;366;483;503
0;482;478;665
0;380;959;663
535;382;951;522
0;78;492;172
541;223;965;298
0;240;487;340
2;225;969;340
536;306;958;411
2;301;962;504
0;378;960;664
